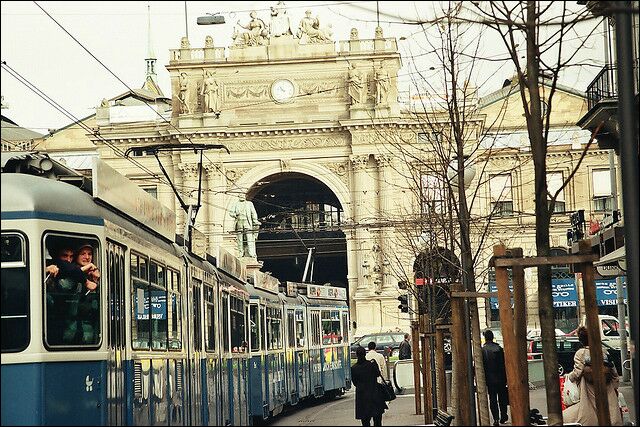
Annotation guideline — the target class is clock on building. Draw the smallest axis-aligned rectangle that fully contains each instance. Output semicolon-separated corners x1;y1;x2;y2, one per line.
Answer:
271;79;296;103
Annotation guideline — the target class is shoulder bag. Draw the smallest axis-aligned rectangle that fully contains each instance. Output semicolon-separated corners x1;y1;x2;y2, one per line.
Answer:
377;375;396;402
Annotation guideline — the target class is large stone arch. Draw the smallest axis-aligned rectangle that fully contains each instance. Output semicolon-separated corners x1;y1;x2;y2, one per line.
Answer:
222;160;353;233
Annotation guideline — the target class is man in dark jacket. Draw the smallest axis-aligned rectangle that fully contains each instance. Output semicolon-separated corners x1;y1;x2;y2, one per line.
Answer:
482;329;508;426
398;333;411;360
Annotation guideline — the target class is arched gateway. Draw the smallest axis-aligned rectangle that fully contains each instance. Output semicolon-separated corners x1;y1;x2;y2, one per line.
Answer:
92;10;414;336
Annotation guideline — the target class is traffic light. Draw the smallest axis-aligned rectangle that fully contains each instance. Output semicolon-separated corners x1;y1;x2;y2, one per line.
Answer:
397;294;409;313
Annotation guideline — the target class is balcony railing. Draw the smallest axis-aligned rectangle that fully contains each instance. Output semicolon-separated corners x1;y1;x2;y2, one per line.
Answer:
585;59;640;111
585;64;617;111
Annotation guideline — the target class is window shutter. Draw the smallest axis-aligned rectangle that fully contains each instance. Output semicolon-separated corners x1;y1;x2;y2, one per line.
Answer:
490;174;512;201
547;172;565;202
593;169;612;197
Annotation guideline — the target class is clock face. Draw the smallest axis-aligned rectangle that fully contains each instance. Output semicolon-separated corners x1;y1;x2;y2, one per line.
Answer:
271;79;295;103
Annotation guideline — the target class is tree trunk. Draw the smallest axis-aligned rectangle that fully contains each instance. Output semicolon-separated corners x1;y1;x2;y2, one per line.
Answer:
470;298;491;426
525;2;562;424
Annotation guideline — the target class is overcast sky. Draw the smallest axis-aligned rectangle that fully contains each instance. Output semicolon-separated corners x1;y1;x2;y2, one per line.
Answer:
1;1;606;133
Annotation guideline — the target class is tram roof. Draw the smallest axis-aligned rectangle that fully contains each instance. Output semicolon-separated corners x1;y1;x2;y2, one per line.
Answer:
2;173;102;222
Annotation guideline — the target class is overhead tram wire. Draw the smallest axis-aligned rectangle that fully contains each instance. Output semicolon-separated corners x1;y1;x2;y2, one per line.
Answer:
25;3;589;244
32;1;230;211
1;61;172;188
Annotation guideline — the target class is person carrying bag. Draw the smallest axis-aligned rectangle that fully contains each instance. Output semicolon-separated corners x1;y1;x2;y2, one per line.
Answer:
352;346;388;426
377;374;396;402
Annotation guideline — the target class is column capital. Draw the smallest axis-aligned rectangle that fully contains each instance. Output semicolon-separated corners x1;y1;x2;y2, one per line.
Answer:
178;162;200;179
350;154;370;171
374;154;393;167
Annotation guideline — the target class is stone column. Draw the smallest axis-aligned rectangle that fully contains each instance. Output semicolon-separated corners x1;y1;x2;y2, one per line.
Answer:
350;154;373;294
171;153;185;231
375;154;395;292
178;162;199;234
205;162;225;252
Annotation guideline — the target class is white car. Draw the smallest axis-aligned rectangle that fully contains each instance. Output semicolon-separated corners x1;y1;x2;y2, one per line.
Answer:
526;328;567;339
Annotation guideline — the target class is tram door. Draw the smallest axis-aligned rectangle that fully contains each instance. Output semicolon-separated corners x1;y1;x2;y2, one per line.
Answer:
107;241;126;426
186;278;204;425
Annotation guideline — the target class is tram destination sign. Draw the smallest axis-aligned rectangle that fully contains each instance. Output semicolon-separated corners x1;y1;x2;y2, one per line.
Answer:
92;158;176;240
255;271;279;294
307;284;347;300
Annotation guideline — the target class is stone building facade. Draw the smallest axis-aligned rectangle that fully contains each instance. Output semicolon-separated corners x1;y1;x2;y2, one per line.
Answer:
18;10;619;336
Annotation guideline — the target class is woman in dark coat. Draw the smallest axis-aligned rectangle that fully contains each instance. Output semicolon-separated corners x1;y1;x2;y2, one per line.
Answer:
351;345;388;426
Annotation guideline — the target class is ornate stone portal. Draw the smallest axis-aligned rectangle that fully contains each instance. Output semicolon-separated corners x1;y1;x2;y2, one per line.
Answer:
167;3;405;336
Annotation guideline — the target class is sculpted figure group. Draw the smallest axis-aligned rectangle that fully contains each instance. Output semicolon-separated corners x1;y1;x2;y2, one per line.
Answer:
232;3;333;47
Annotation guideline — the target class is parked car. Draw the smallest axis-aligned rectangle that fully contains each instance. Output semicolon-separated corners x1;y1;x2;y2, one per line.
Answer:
526;336;622;376
350;332;453;370
526;328;567;339
350;332;407;359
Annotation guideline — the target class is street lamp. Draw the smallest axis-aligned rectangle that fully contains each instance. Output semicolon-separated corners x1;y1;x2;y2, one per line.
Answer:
447;156;476;188
197;13;225;25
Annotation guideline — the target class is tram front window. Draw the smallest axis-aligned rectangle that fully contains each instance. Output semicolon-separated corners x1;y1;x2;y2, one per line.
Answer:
1;233;29;352
43;235;101;348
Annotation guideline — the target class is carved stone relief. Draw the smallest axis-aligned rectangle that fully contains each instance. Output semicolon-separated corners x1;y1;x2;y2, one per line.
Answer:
324;161;350;185
179;163;200;180
350;154;369;171
226;85;269;100
224;136;346;152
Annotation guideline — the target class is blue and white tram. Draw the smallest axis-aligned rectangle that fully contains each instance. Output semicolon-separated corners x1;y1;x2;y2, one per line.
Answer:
301;283;352;400
0;154;250;426
1;153;352;426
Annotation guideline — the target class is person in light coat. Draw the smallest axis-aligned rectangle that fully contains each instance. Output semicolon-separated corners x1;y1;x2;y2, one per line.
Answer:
563;326;623;425
365;341;387;381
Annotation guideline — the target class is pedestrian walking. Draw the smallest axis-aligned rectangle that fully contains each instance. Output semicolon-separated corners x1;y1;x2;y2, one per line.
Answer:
398;333;412;360
366;341;387;380
352;346;388;426
563;326;623;425
482;329;508;426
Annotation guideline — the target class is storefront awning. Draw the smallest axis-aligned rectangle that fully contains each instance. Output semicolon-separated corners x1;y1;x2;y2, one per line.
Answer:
594;246;626;272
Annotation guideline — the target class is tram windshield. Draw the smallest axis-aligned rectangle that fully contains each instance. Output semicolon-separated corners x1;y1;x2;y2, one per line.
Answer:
43;234;101;348
1;233;29;352
321;310;343;344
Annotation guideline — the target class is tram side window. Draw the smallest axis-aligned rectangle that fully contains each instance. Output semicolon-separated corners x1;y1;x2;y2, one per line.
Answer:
261;306;267;351
311;311;321;346
267;307;282;350
131;253;150;350
295;309;305;348
150;262;167;350
222;293;230;353
205;284;216;352
1;233;29;352
287;310;296;348
321;310;342;345
43;234;101;348
249;304;261;352
341;312;349;344
230;296;246;353
167;269;182;350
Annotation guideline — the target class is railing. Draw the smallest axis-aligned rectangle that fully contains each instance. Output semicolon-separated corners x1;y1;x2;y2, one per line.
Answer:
585;59;640;111
585;64;617;111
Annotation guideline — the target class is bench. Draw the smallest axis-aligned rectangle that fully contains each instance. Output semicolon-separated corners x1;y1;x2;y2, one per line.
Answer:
422;409;454;427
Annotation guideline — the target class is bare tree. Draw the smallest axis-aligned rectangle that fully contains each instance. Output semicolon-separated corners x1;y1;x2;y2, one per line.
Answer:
469;2;602;424
369;3;532;424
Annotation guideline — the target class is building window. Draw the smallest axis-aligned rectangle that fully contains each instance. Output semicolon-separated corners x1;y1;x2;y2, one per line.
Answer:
141;186;158;199
490;174;514;217
421;174;447;214
547;172;566;213
592;169;613;212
